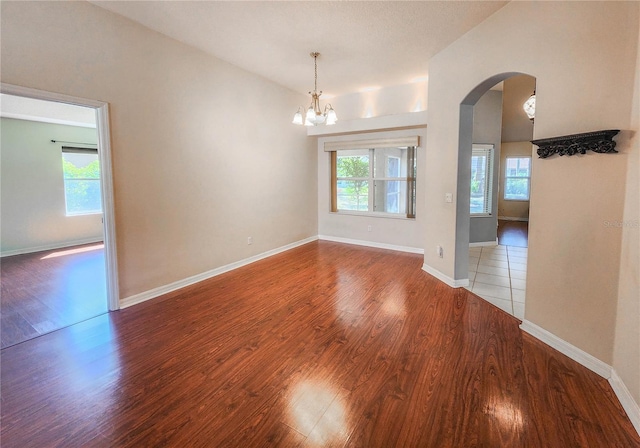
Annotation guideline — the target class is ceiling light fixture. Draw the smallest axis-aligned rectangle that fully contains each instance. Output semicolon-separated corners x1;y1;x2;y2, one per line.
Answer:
523;90;536;121
293;52;337;126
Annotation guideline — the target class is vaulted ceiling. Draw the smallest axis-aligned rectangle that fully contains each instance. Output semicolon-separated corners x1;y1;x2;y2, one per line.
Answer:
90;1;508;97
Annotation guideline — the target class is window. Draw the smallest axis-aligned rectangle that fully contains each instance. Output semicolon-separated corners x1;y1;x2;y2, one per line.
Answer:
470;144;494;215
328;138;418;218
504;157;531;201
62;147;102;215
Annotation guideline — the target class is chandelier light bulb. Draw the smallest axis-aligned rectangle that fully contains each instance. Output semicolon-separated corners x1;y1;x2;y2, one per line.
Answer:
292;108;303;125
325;106;337;125
523;92;536;121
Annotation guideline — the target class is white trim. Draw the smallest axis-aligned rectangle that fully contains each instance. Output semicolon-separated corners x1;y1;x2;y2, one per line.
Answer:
609;370;640;435
421;263;469;288
96;103;119;312
469;239;498;247
520;320;612;379
1;237;103;258
318;235;423;254
330;210;414;221
1;83;120;311
1;112;96;128
324;135;419;151
498;216;529;222
120;236;318;309
307;111;428;136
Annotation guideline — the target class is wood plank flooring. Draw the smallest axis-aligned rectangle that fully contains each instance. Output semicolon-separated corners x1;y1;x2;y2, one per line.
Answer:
498;220;529;248
0;243;107;348
1;241;637;447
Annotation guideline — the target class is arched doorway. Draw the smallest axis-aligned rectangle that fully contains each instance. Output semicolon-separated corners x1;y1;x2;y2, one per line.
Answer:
456;73;536;318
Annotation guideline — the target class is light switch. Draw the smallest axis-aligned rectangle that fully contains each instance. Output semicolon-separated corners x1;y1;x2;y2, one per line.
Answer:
445;193;453;203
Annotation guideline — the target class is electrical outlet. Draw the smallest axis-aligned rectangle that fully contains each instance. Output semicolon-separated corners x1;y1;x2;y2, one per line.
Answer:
437;245;443;258
247;236;253;245
445;193;453;203
367;225;372;232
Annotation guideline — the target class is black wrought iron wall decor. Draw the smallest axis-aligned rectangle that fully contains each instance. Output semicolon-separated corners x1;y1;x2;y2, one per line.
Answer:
532;130;619;158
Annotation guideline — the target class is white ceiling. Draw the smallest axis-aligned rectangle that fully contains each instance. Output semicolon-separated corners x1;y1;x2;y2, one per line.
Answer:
90;1;508;97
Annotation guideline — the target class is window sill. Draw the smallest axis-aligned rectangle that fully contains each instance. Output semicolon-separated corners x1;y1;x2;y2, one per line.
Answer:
65;211;104;217
503;199;530;202
470;213;493;218
331;210;415;220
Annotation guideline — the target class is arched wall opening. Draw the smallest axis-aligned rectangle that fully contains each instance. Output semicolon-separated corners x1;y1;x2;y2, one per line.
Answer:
454;72;536;281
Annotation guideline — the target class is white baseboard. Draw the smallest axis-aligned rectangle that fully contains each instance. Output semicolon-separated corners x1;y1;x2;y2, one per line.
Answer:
421;263;469;288
120;236;318;309
1;237;104;257
520;319;640;436
520;320;612;378
318;235;424;254
498;216;529;222
609;370;640;435
469;239;498;247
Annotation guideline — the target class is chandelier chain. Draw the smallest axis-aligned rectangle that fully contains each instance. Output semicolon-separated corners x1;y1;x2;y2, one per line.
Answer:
311;52;319;93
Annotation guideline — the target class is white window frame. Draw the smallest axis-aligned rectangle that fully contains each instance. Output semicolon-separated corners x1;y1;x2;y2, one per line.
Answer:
504;156;531;201
470;144;494;216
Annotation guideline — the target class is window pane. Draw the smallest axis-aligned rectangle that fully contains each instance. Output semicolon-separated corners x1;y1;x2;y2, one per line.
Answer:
64;179;102;214
62;152;102;215
470;154;487;214
505;157;531;178
337;180;369;211
374;180;407;214
505;178;530;200
387;157;400;177
337;154;369;178
373;147;407;178
62;153;100;179
517;158;531;176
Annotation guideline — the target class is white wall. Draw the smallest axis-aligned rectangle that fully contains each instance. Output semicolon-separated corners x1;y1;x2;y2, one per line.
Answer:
0;118;102;255
424;0;638;369
501;75;535;143
328;81;428;121
318;128;426;251
613;15;640;406
470;90;502;244
0;1;317;300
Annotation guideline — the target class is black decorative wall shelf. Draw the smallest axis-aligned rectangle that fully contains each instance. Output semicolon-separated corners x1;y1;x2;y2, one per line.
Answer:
532;129;619;159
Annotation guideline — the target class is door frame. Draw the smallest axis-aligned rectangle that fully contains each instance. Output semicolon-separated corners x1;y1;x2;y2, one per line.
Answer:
1;82;120;311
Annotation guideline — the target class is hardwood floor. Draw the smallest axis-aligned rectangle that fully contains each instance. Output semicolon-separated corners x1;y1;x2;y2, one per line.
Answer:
498;220;529;248
0;243;107;348
1;241;637;447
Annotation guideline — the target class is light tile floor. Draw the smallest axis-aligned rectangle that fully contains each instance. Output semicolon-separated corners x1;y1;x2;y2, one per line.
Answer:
467;245;527;319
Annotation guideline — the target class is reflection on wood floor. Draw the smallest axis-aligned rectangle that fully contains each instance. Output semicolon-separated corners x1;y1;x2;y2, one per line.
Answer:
1;241;637;447
0;243;107;348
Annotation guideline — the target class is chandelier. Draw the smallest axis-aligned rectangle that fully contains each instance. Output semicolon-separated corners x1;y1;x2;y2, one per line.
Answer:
523;90;536;121
292;52;337;126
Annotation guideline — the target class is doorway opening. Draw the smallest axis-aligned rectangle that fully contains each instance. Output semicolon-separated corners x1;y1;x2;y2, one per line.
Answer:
460;74;535;320
0;84;118;348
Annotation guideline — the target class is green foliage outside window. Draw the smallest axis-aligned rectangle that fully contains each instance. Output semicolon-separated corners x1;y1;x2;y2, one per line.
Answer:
337;156;369;211
63;158;102;214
